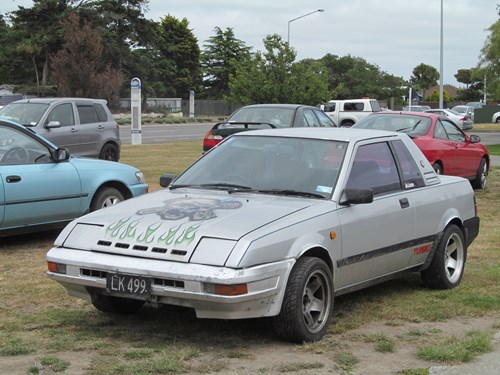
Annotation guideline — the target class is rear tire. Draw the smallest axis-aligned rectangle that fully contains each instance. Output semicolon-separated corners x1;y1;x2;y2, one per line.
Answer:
273;257;333;342
91;293;144;314
471;158;487;189
433;163;442;175
99;143;120;162
421;224;466;289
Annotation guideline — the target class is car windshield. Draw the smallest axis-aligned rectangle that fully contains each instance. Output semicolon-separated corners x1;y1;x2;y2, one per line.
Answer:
172;135;347;199
354;114;431;135
228;107;295;128
0;103;49;126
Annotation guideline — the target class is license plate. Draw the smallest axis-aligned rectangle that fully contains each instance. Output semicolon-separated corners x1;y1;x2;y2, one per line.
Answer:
106;273;151;297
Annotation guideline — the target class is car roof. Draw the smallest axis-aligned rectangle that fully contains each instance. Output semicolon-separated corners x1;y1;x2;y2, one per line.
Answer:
372;111;439;118
238;104;315;110
235;127;402;142
11;97;107;104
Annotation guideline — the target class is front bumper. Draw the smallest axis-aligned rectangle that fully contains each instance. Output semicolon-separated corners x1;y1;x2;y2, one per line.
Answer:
46;247;294;319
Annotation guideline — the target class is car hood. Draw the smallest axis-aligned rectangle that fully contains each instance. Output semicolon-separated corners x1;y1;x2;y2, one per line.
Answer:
58;188;318;263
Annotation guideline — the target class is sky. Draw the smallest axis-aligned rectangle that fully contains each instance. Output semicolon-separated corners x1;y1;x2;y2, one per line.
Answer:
2;0;498;87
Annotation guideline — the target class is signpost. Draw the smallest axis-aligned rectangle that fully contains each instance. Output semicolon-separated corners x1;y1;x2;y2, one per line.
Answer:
131;77;142;145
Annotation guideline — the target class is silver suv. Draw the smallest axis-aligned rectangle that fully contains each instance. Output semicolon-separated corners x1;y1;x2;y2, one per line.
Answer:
0;98;120;161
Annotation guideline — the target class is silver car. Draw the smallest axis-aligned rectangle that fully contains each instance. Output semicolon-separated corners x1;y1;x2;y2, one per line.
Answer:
46;128;479;342
0;98;120;161
425;108;473;130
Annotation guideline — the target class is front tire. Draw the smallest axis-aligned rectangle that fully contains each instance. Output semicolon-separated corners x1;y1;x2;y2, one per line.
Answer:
90;187;124;211
421;224;466;289
471;158;488;189
91;293;144;314
273;257;333;342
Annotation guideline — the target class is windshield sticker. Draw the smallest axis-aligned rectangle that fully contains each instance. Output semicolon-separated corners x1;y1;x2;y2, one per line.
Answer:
316;186;333;194
136;197;242;221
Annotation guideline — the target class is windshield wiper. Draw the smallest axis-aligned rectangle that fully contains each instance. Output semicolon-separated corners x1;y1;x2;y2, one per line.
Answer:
257;189;326;199
170;183;253;191
397;120;421;132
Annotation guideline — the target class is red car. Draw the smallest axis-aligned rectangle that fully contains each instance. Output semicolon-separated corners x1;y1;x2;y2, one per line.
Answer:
353;111;490;189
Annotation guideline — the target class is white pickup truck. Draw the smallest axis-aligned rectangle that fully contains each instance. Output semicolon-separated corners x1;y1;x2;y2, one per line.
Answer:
322;98;382;127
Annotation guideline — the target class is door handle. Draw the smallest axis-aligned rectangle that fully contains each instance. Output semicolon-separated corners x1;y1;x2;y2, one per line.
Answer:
399;198;410;209
6;175;21;183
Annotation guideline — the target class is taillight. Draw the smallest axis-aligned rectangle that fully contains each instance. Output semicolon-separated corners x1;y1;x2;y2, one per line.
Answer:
203;130;223;150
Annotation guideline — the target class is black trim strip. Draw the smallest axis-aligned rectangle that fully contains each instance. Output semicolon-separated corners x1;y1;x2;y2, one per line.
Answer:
4;193;88;206
337;234;436;268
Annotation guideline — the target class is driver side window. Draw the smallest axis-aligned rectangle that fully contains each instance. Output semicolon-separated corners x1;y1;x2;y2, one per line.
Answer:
0;126;50;165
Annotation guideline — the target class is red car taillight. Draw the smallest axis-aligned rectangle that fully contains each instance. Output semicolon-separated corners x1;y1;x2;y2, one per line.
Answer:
203;130;223;150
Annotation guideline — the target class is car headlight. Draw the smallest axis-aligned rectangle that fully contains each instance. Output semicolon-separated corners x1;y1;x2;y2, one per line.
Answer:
135;171;146;184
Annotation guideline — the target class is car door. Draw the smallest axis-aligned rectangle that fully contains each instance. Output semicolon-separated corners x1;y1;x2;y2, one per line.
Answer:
42;102;81;154
76;102;102;158
0;125;83;229
0;170;4;226
439;120;472;177
336;141;418;289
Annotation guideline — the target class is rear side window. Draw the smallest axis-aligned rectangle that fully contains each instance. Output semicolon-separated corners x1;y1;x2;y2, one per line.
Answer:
391;140;425;189
94;103;109;122
77;105;100;124
344;102;364;111
303;109;320;127
314;109;335;127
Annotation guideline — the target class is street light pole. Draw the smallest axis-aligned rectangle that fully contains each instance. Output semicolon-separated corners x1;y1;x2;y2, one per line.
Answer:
287;9;325;46
439;0;444;108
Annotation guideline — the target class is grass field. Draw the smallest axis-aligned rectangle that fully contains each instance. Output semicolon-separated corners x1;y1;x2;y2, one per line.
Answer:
0;142;499;374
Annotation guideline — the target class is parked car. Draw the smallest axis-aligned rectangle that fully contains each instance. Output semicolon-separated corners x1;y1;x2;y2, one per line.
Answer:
47;127;479;343
0;119;148;237
202;104;336;152
466;101;483;109
451;105;475;122
424;108;473;130
402;105;431;112
0;98;121;161
492;111;500;123
353;112;489;188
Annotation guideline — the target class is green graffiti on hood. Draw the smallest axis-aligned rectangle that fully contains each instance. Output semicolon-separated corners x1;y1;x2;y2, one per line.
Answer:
158;223;200;246
137;222;163;243
176;223;200;246
107;217;141;239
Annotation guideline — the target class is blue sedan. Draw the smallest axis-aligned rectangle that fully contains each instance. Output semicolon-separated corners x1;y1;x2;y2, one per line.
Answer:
0;119;148;237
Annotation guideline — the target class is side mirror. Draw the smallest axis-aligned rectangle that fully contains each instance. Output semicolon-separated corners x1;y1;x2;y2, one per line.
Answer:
160;174;177;188
340;188;374;205
469;135;481;143
52;147;70;162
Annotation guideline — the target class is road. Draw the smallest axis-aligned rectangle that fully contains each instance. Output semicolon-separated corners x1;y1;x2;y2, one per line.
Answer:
119;123;500;145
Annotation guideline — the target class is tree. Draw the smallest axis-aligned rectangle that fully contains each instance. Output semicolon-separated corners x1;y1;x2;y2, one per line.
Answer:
201;27;251;99
50;13;123;103
227;34;329;105
478;5;500;102
155;15;201;99
426;89;451;104
9;0;72;95
411;63;439;101
455;69;474;88
455;68;483;101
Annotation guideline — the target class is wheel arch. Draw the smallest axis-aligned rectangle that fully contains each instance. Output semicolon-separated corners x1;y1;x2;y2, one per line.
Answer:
299;246;334;276
92;181;133;202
